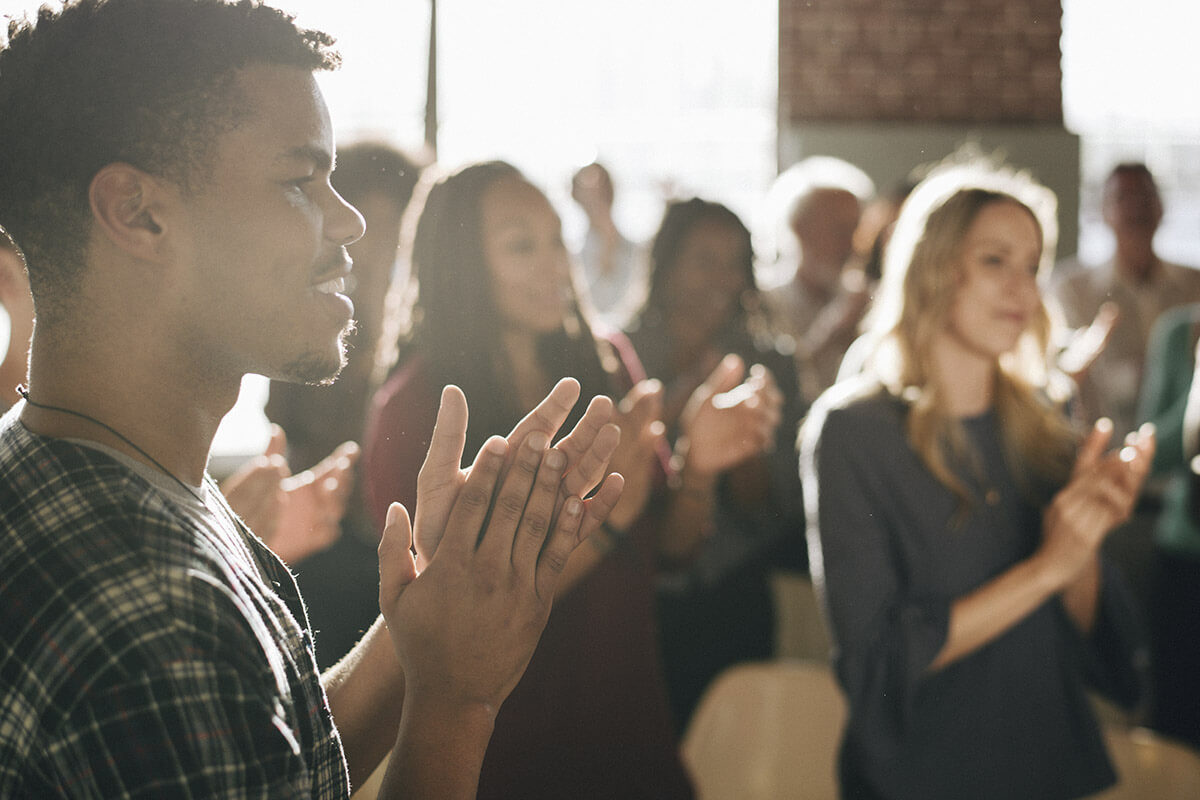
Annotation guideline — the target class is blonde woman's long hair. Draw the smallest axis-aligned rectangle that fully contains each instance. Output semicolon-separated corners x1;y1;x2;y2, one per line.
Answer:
862;164;1077;509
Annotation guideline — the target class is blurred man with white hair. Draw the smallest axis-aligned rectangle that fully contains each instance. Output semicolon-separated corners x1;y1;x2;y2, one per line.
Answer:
763;156;875;403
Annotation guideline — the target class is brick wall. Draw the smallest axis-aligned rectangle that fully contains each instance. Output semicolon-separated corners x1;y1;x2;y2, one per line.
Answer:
779;0;1063;124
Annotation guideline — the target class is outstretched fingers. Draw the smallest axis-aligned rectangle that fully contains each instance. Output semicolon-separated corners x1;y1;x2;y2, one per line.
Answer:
1114;422;1156;495
562;421;621;500
1071;417;1114;479
475;431;550;565
412;386;470;563
1077;428;1156;532
378;502;418;608
536;472;625;599
505;377;582;449
552;394;618;499
437;435;508;560
510;445;570;580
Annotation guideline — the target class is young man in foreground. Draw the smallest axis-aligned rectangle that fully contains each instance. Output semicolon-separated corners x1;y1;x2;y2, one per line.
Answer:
0;1;622;796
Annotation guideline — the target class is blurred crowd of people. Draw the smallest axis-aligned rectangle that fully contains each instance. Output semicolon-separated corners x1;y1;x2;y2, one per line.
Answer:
2;2;1199;798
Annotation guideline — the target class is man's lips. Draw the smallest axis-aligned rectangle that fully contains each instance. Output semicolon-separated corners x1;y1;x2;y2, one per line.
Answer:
313;275;347;295
311;250;353;289
310;257;355;320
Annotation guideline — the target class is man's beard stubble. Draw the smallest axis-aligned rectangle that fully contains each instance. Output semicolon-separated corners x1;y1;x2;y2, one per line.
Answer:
280;318;355;387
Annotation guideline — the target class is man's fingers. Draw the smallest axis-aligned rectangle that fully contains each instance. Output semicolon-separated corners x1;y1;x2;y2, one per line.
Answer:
505;377;582;446
574;472;626;543
555;395;617;498
563;422;621;500
439;435;508;559
537;473;625;598
476;431;548;564
417;385;470;501
412;386;470;561
555;394;613;461
378;502;417;607
532;496;583;600
510;446;569;580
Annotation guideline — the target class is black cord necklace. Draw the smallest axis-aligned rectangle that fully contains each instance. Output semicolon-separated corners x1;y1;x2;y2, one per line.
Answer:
15;384;205;503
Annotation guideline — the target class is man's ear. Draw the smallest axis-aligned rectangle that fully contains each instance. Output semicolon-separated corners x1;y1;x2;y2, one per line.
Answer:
88;163;172;263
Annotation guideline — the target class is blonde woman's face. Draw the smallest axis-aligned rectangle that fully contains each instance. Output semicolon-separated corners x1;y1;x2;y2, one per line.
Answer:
942;200;1041;363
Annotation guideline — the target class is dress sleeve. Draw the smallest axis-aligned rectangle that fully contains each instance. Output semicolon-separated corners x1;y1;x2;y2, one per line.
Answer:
361;361;437;530
800;400;950;760
1137;308;1194;475
31;661;318;799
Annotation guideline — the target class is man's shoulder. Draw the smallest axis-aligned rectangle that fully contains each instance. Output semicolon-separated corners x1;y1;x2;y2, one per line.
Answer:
0;410;173;562
0;413;271;714
1052;259;1112;300
1161;260;1200;297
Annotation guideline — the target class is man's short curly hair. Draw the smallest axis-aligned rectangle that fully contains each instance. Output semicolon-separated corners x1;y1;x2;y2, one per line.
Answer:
0;0;339;309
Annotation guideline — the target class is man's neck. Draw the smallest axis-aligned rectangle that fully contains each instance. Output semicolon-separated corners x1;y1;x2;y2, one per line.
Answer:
20;330;240;486
589;214;619;240
1113;239;1160;286
792;261;839;300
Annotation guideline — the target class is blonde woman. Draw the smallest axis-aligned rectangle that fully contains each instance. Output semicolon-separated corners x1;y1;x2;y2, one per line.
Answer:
801;165;1155;800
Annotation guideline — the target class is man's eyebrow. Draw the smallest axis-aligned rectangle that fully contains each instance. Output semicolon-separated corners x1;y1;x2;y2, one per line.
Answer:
276;144;334;171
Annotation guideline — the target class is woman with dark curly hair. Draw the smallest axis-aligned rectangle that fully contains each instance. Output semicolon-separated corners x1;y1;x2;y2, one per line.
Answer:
626;197;807;729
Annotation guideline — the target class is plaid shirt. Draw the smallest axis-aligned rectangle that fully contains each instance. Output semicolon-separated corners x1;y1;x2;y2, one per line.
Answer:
0;407;351;798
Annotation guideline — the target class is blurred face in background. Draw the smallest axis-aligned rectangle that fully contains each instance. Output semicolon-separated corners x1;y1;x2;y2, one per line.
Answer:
1103;168;1162;237
480;176;572;335
790;187;861;288
940;199;1042;365
663;218;750;345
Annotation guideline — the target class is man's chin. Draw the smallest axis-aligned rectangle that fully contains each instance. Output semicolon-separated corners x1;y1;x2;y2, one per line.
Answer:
279;326;353;386
276;351;346;386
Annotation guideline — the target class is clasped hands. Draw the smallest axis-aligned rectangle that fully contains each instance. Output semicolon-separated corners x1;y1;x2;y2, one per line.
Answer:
220;425;359;564
1039;418;1156;586
378;378;623;715
598;354;784;530
673;353;784;479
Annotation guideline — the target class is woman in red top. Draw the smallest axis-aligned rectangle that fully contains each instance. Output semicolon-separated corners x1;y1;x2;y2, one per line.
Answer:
362;161;778;799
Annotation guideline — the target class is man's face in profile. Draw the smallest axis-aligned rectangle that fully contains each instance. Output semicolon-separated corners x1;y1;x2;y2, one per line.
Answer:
165;64;365;386
1103;170;1162;240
